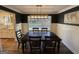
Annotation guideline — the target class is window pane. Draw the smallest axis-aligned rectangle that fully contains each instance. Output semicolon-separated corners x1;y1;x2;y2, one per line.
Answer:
28;15;51;30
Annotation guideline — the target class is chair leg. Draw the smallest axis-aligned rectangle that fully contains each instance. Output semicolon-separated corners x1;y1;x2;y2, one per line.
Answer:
18;42;20;49
24;42;27;48
57;42;60;53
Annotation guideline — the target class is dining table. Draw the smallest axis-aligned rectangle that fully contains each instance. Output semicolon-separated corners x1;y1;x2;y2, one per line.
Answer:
21;31;61;53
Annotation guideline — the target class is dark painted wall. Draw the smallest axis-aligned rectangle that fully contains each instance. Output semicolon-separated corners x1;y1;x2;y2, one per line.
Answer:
0;5;60;24
21;14;58;23
16;14;28;23
49;14;59;23
58;6;79;24
21;14;28;23
15;13;22;23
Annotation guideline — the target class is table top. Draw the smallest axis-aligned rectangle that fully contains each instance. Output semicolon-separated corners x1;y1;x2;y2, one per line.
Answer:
21;31;61;42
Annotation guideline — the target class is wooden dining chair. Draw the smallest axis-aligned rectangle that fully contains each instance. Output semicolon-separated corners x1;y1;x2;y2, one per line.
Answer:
32;28;39;32
16;30;24;49
29;36;41;53
44;36;57;54
41;28;48;32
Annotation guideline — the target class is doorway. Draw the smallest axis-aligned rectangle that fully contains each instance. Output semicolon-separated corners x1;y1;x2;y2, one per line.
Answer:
28;15;51;31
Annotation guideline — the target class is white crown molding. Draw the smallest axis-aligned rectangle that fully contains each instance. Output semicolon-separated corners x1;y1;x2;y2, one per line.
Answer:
58;5;78;13
2;5;22;13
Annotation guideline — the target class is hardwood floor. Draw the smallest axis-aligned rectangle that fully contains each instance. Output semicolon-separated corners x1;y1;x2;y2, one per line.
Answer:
0;38;73;54
0;38;22;54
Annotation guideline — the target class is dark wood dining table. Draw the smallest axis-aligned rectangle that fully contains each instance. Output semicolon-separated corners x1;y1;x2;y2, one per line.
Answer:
21;31;61;53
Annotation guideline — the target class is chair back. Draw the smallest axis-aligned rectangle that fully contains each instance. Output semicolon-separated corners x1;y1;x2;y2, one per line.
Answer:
41;28;48;32
32;28;39;32
16;30;22;42
29;36;41;53
45;36;57;53
45;36;57;48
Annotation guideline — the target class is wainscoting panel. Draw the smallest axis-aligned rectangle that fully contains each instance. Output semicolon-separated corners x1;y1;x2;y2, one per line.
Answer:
57;24;79;54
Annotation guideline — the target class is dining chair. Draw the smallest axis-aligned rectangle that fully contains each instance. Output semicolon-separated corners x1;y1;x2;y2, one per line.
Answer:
41;28;48;32
32;28;39;32
16;30;24;49
29;36;41;53
44;36;57;54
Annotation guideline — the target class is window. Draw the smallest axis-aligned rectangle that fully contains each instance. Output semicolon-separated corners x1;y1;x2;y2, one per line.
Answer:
28;15;51;31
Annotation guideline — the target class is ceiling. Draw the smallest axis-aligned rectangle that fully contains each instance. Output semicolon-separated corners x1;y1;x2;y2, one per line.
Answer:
3;5;76;14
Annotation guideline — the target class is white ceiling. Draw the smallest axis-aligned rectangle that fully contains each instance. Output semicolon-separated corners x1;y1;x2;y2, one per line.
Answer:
3;5;77;14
